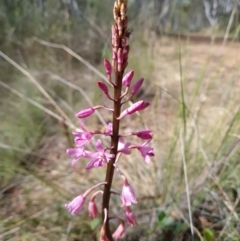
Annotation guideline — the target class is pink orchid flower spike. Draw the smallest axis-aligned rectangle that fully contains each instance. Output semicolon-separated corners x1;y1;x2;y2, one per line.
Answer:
84;140;115;170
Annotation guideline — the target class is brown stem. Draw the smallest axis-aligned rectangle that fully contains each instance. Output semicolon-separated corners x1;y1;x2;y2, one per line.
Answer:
102;69;123;240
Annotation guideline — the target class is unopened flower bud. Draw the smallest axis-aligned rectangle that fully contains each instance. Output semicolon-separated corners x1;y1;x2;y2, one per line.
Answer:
120;3;126;19
122;70;134;87
104;59;112;76
117;0;122;7
126;207;137;226
117;17;123;36
88;200;98;218
137;101;149;111
112;25;117;37
113;3;119;21
76;107;95;118
112;51;117;65
134;130;152;140
113;47;118;54
117;49;123;64
117;100;149;119
127;100;148;114
117;48;123;71
113;36;120;48
132;78;144;95
98;82;109;95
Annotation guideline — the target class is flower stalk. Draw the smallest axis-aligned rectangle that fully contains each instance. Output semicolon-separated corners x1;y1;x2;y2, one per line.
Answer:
64;0;154;240
102;69;123;240
102;2;129;237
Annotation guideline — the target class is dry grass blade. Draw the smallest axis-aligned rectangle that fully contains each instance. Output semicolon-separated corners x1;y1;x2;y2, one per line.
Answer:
45;70;107;126
219;193;240;238
221;2;238;48
211;177;239;221
199;140;240;227
33;37;108;82
0;142;47;159
0;80;74;128
0;51;72;125
173;204;204;241
0;208;49;239
180;132;194;238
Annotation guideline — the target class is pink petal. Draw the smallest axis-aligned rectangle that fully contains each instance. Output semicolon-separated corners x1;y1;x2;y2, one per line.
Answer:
66;148;83;156
118;138;131;155
65;195;85;215
95;139;104;152
105;153;115;161
144;155;151;164
104;123;113;135
74;138;89;147
79;121;88;131
121;180;137;206
126;207;138;226
112;222;125;239
85;157;104;170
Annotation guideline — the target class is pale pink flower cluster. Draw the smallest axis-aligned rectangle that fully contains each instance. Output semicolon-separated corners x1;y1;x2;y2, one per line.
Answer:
65;59;154;239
